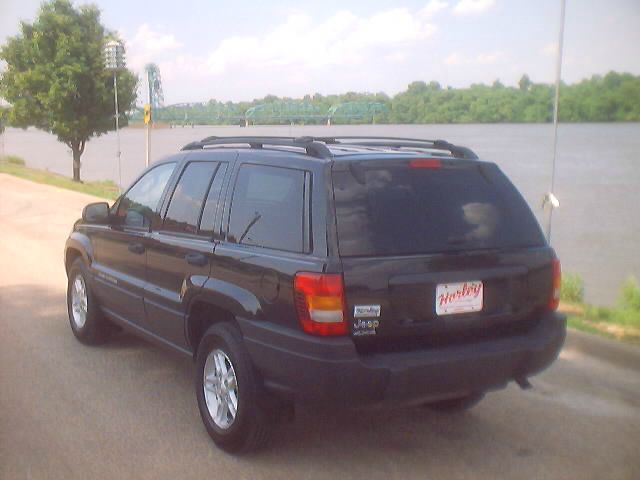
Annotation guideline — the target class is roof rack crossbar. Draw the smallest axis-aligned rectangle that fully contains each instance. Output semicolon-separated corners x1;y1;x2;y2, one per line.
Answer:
314;136;478;159
180;135;477;160
181;136;333;159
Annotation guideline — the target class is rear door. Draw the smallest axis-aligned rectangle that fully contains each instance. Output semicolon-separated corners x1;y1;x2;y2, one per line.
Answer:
144;155;231;349
331;158;555;350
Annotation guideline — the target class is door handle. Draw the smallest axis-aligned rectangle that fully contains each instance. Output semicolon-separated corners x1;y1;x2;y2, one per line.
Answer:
185;252;208;267
128;242;145;254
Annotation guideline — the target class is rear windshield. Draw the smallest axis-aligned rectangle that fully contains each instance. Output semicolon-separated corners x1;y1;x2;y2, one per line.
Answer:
332;160;545;257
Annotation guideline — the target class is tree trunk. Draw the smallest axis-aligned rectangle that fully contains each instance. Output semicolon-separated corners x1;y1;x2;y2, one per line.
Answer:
72;147;81;182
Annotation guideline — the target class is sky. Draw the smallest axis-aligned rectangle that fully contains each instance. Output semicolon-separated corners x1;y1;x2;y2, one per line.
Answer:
1;0;639;105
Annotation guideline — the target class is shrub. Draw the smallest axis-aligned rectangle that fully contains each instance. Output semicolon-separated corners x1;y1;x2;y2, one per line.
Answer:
613;276;640;327
561;272;584;303
585;304;612;320
619;276;640;312
1;155;26;166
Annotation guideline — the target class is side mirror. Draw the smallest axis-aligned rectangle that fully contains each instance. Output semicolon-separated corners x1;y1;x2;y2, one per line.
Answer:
82;202;110;224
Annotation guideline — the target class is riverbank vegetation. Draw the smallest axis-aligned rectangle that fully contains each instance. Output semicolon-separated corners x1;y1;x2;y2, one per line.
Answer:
561;274;640;345
0;155;119;199
126;71;640;125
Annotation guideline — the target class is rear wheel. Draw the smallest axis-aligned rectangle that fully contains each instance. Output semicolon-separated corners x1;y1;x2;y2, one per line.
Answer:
66;258;110;344
195;323;272;454
426;392;485;413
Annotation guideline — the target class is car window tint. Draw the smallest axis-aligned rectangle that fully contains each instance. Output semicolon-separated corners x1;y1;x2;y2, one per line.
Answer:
163;162;219;235
117;162;175;228
228;165;305;253
199;163;228;237
332;161;546;256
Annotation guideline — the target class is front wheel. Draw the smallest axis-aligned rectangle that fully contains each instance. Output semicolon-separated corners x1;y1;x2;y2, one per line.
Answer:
66;259;110;344
195;323;271;454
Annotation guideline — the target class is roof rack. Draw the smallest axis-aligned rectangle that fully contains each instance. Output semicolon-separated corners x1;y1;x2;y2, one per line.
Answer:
317;136;478;159
181;136;332;159
180;135;478;160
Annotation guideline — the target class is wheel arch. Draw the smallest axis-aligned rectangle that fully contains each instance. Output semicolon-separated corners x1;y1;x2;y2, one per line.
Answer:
186;277;263;355
64;233;93;275
186;300;238;357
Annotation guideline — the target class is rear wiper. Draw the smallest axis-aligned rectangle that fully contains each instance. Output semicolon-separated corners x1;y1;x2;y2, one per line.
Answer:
239;212;262;244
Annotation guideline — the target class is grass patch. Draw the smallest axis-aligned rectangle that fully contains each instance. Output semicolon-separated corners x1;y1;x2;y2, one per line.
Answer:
4;155;26;166
561;272;584;303
561;274;640;345
0;156;119;200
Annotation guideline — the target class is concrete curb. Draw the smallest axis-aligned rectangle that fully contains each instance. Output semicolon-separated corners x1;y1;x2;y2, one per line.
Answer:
565;328;640;370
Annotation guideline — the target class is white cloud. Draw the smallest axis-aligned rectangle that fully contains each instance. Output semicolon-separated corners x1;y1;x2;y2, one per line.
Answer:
121;7;440;103
445;50;506;66
420;0;449;18
541;42;559;57
384;51;409;63
476;50;505;64
453;0;496;15
203;8;436;74
445;53;464;65
129;24;182;54
125;24;183;70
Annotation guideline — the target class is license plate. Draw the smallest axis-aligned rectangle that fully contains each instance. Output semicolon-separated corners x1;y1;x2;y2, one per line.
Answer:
435;281;483;315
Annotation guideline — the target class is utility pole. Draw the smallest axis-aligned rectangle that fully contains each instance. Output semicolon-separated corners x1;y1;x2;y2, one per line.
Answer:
145;68;152;168
145;106;151;168
104;40;126;192
545;0;566;243
113;71;122;189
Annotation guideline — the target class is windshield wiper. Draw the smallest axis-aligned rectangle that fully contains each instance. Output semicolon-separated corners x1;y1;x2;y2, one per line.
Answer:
239;212;262;244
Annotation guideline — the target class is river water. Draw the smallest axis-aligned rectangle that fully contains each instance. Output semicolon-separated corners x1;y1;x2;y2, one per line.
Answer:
2;123;639;305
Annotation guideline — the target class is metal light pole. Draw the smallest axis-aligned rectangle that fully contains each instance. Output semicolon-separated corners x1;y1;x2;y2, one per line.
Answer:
104;40;126;192
545;0;566;243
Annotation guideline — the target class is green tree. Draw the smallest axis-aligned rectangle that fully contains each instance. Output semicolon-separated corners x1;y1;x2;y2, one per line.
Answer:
0;0;137;181
518;74;532;92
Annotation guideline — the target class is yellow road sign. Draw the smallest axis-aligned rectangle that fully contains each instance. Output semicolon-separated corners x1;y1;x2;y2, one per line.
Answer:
143;104;151;125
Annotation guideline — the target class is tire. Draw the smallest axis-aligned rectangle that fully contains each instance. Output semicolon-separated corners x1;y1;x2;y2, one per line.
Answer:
425;392;485;413
66;258;110;345
195;323;271;454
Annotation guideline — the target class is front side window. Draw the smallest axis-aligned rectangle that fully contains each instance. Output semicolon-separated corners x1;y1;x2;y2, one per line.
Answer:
116;162;175;228
162;162;220;235
228;165;306;253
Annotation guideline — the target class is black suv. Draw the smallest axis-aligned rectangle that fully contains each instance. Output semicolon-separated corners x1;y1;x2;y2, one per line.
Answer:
65;136;566;453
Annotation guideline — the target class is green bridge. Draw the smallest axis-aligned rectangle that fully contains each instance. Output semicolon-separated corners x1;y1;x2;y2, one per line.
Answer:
129;101;387;126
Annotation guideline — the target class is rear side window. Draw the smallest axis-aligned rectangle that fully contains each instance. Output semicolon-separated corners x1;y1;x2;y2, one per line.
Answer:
332;160;545;257
228;164;306;253
162;162;219;235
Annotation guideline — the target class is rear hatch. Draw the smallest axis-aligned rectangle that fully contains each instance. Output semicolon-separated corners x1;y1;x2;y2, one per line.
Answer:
331;157;555;353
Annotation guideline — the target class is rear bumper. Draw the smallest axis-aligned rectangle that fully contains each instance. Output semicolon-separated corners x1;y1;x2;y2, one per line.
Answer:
239;312;566;407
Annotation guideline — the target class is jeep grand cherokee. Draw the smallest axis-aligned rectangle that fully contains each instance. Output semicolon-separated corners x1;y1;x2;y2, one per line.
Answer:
65;136;565;453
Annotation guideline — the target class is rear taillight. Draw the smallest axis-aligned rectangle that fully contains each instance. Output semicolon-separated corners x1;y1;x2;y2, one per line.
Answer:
548;258;561;310
293;273;347;336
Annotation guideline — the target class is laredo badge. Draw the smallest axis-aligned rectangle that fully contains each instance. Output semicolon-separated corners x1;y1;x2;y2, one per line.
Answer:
353;305;381;318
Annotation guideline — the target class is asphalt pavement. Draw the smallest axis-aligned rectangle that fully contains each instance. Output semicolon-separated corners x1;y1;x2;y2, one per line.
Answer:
1;173;639;480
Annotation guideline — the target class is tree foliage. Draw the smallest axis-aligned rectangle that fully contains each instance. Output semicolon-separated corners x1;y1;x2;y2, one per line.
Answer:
138;71;640;126
388;73;640;124
0;0;137;181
